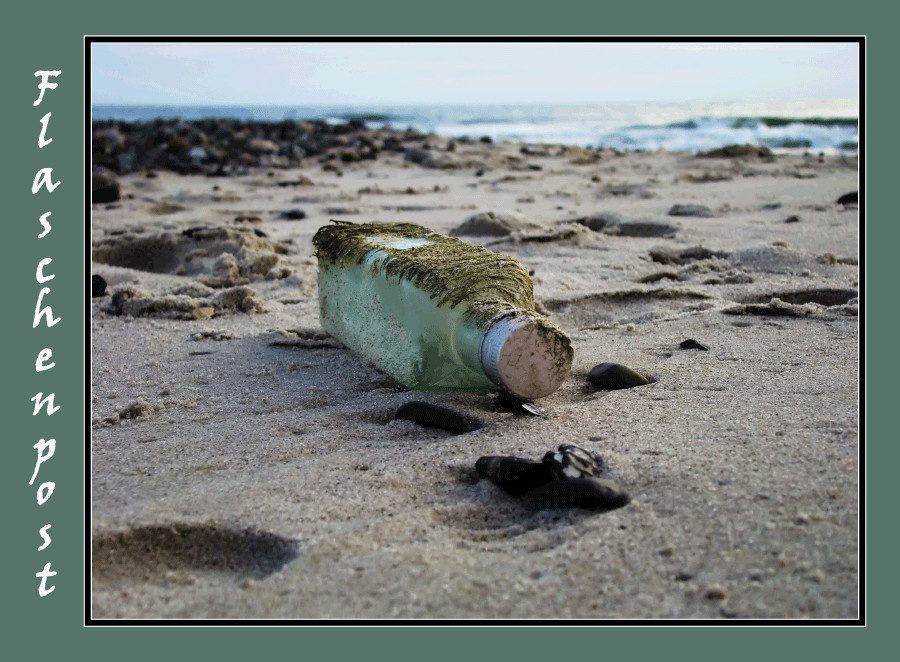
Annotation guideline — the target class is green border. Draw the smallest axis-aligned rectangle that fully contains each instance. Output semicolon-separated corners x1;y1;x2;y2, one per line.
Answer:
1;0;881;659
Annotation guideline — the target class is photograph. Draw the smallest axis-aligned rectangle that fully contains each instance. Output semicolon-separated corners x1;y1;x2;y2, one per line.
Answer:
88;39;861;621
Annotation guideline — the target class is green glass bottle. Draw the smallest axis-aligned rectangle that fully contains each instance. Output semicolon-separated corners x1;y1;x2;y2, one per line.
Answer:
313;221;573;400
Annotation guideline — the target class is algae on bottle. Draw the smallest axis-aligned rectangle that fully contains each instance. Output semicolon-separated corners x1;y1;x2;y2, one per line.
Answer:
313;220;573;400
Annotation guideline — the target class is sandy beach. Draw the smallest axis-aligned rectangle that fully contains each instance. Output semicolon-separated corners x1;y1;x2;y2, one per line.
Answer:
90;122;859;620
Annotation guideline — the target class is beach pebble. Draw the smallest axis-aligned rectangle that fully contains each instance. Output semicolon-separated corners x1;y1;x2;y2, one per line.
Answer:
668;204;715;218
92;274;108;298
527;477;630;510
836;191;858;206
587;363;650;389
394;401;471;435
450;210;548;237
699;144;772;158
783;215;801;223
475;455;554;495
573;212;622;232
92;171;121;204
679;339;709;350
278;208;307;220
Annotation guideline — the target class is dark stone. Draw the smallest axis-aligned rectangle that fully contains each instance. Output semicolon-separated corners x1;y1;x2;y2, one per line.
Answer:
668;204;715;218
394;401;471;435
253;228;268;238
475;456;554;495
573;212;622;232
699;144;773;158
278;208;306;220
784;215;801;223
479;135;493;144
92;172;121;204
649;245;728;265
836;191;858;206
181;226;208;238
610;221;679;238
587;363;650;389
679;339;709;351
474;168;486;177
527;477;629;510
526;163;543;171
761;202;782;210
91;274;107;298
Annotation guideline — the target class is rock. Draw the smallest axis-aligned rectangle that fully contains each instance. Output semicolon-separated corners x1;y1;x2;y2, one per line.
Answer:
836;191;858;206
668;204;715;218
527;477;630;510
247;139;279;155
573;212;622;232
92;172;121;204
609;221;679;238
404;147;457;169
278;208;306;220
393;401;472;435
450;210;548;237
475;456;554;495
587;363;650;389
649;245;728;265
784;215;801;223
699;144;772;158
91;274;108;298
679;339;709;350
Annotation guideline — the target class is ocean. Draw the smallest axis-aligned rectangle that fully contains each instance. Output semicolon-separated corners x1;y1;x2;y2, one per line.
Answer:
92;98;859;154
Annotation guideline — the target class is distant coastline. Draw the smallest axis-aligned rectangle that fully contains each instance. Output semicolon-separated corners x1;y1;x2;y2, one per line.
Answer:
92;99;858;154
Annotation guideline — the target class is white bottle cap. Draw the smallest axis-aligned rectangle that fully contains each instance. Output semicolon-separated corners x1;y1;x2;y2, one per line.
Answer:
479;312;574;400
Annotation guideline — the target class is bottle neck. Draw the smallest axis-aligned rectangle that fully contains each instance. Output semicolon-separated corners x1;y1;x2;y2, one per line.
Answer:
477;311;574;400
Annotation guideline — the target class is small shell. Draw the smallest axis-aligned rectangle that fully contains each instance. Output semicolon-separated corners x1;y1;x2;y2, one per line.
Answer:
475;455;554;495
542;444;606;481
527;477;630;510
496;390;546;417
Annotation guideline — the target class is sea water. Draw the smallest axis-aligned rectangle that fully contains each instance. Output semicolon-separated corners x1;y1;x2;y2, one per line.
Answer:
92;98;858;154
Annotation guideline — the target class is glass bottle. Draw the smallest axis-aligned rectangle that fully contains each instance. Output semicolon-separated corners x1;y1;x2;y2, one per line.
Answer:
313;221;573;400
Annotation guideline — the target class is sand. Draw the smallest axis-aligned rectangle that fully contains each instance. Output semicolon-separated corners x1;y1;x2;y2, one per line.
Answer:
90;138;859;619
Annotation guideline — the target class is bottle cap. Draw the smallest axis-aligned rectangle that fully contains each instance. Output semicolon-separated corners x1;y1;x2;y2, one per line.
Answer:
480;312;574;400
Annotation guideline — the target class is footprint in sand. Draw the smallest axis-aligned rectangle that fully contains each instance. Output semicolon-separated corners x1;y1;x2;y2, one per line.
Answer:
92;524;299;582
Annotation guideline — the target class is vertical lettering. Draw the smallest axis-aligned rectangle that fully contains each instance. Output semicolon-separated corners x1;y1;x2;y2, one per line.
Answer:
35;348;55;372
33;288;61;328
38;525;52;551
36;258;54;283
38;212;51;238
32;168;61;194
38;112;52;148
33;70;61;106
35;563;57;596
29;438;56;485
31;392;60;416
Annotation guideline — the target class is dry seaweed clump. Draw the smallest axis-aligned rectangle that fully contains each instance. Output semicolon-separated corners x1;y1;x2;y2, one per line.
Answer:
313;220;536;326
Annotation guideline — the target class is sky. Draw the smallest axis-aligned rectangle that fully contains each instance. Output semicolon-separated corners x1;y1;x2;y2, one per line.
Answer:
91;41;859;107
